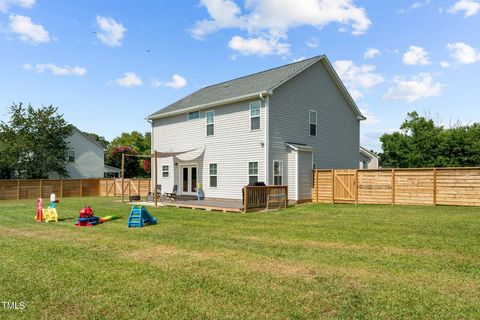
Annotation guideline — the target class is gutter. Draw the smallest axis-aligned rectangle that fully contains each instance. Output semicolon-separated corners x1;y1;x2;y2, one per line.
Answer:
147;91;272;120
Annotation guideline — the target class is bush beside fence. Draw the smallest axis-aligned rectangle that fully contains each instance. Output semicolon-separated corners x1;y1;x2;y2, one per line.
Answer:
313;168;480;207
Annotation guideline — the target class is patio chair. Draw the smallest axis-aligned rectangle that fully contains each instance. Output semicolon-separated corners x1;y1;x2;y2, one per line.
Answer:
164;185;178;202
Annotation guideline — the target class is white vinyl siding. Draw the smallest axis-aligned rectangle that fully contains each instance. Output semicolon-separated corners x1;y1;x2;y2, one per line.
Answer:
152;99;265;200
309;110;317;136
273;160;283;185
250;101;261;130
209;163;217;188
206;110;215;136
248;162;259;185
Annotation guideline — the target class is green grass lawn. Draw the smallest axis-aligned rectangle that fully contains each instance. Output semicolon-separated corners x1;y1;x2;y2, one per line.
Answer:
0;197;479;319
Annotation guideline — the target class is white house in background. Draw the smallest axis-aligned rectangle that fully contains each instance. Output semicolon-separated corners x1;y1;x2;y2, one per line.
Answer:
147;55;365;202
50;127;121;179
359;147;380;169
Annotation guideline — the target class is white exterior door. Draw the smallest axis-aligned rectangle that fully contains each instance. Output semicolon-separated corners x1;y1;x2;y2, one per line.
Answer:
180;165;198;195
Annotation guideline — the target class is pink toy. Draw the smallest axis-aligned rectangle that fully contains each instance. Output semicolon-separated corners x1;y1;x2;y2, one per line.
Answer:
36;198;43;223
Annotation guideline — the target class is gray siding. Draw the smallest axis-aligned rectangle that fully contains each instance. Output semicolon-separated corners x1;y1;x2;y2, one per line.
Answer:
51;129;106;179
152;99;266;200
269;60;360;187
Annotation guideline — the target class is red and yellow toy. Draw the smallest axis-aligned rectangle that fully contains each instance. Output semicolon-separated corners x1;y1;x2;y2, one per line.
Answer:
35;194;58;223
75;206;119;227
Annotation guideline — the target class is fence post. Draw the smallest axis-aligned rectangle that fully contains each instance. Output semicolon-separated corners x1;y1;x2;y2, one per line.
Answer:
121;153;125;203
433;168;437;206
331;170;335;204
243;187;248;213
138;179;141;196
60;179;64;198
285;186;288;208
355;170;359;205
315;170;319;203
17;179;20;200
113;179;117;197
391;169;395;205
39;179;43;198
80;179;83;197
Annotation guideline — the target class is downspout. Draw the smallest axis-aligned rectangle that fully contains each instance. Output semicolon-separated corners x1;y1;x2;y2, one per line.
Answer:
259;93;269;184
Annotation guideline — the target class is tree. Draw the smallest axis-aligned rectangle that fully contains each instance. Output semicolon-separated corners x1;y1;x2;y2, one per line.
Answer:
84;132;109;149
106;131;151;177
0;103;73;178
380;111;480;168
107;146;139;178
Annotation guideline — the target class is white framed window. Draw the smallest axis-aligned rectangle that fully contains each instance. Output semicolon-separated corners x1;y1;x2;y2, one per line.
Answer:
162;165;169;178
309;110;317;137
209;163;217;188
250;101;261;130
248;162;258;185
68;150;75;162
273;161;283;185
188;111;200;120
206;110;215;136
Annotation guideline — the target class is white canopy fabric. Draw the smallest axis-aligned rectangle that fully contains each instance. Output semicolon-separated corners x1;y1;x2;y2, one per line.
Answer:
152;148;197;158
174;147;206;162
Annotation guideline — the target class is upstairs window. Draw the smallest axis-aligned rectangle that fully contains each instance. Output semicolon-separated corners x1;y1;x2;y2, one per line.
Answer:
250;101;261;130
248;162;258;185
188;111;200;120
209;163;217;188
162;165;169;178
309;110;317;136
68;150;75;162
206;110;215;136
273;161;283;185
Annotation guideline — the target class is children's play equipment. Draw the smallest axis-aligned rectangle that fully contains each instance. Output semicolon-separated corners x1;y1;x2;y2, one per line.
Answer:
35;194;59;223
74;206;119;227
128;205;157;228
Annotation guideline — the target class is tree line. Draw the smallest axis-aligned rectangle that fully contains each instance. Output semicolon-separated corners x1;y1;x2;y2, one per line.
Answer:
0;103;151;179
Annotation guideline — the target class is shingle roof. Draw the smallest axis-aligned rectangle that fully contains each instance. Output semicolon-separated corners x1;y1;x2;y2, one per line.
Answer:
148;55;323;119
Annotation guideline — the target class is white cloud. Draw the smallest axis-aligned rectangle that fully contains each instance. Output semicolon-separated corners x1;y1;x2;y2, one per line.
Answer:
383;73;443;102
333;60;384;99
228;35;289;56
364;47;380;59
440;61;451;68
164;74;187;89
8;15;49;44
402;45;430;66
306;37;319;48
191;0;371;56
448;0;480;17
292;56;307;63
359;105;380;125
23;63;86;76
96;16;126;47
0;0;35;12
116;72;142;87
446;42;480;64
412;0;432;9
150;79;162;88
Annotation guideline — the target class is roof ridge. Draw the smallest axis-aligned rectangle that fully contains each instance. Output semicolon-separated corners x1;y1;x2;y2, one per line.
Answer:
199;55;323;91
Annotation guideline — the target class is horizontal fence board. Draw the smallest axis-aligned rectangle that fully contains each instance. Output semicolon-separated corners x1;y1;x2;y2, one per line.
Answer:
313;167;480;207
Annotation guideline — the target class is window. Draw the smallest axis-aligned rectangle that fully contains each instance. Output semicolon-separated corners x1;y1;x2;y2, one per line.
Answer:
273;161;283;185
162;165;169;178
188;111;200;120
209;163;217;188
248;162;258;185
68;150;75;162
309;110;317;136
250;101;261;130
206;110;215;136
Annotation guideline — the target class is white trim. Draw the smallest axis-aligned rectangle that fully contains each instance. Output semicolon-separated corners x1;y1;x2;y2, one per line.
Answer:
286;143;314;152
295;151;299;201
179;164;198;196
309;110;317;137
273;160;283;186
187;110;200;121
162;165;169;178
360;146;379;160
209;163;218;188
205;110;215;137
148;91;271;120
248;161;259;184
264;96;269;183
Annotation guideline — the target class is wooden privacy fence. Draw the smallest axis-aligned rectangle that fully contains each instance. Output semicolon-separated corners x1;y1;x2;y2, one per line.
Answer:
312;168;480;207
243;185;288;211
0;178;151;200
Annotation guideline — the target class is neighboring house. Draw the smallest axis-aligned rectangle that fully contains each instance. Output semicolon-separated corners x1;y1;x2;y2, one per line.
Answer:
359;147;380;169
50;127;121;179
147;55;365;202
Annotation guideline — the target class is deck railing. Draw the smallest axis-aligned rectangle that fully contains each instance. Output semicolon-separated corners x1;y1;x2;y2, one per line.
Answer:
243;185;288;211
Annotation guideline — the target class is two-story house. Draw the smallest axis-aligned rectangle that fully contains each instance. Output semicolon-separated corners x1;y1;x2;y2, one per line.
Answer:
147;55;365;202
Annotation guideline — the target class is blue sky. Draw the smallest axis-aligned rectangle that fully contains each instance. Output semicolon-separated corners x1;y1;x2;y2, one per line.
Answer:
1;0;479;151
